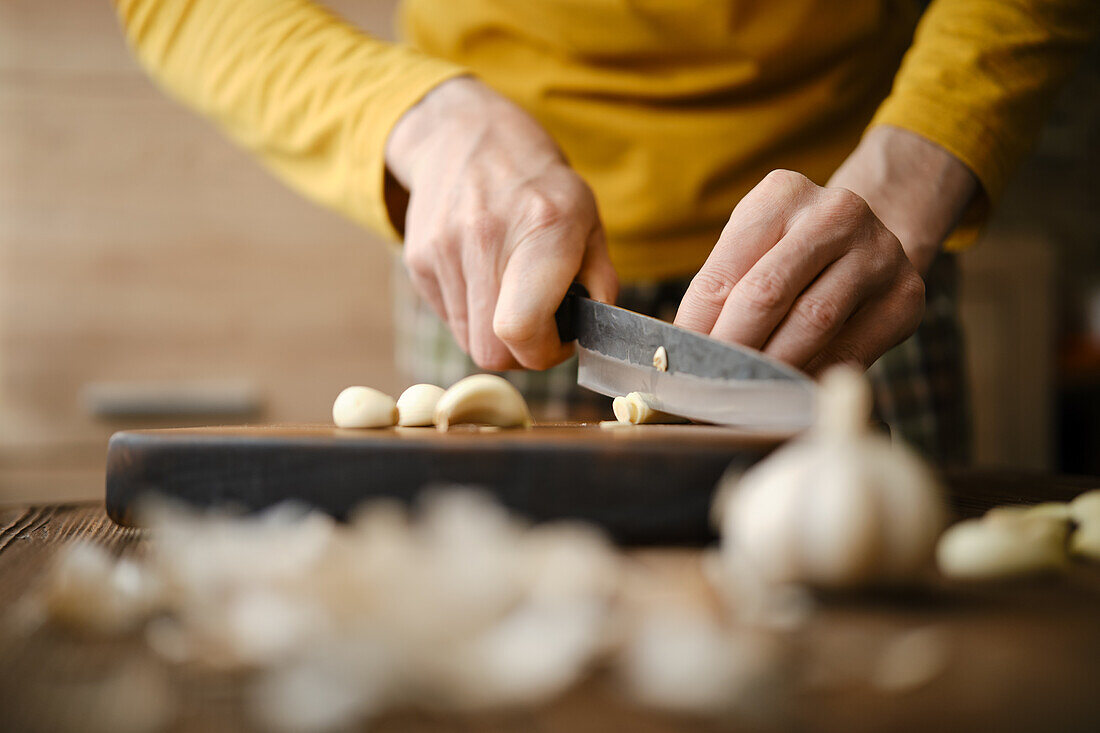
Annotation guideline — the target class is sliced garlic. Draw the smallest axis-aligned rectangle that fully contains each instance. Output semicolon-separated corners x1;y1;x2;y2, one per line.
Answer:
397;384;446;427
612;392;688;425
936;513;1068;579
652;346;668;372
332;386;397;428
433;374;532;431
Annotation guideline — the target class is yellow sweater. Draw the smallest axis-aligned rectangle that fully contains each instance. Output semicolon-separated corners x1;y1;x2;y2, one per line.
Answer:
113;0;1099;282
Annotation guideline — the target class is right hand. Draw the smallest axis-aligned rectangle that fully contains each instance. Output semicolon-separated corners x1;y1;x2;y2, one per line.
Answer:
385;77;618;371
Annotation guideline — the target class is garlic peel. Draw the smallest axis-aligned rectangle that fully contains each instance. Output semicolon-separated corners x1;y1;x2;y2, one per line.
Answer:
433;375;532;431
332;386;397;428
397;384;445;427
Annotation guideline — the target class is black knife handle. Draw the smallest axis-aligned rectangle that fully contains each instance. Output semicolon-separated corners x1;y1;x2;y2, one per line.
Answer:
554;282;589;343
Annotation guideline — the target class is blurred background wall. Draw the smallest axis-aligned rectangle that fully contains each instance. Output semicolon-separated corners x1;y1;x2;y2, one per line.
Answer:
1;1;1097;504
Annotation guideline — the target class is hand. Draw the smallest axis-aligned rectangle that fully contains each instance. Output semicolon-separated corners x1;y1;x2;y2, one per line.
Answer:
674;170;926;374
675;126;977;374
385;77;618;371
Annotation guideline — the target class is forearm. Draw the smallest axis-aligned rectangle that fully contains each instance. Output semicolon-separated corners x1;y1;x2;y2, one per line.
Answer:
828;125;977;275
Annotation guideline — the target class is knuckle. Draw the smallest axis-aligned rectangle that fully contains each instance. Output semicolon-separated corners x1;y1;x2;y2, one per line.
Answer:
523;189;565;230
762;169;808;190
689;269;734;305
796;294;843;335
896;273;926;330
492;313;538;347
736;270;789;314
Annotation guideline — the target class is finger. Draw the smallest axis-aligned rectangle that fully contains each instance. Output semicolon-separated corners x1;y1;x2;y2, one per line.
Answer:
494;225;586;370
403;248;448;324
755;257;871;368
574;226;619;305
435;249;470;353
462;229;523;372
674;170;814;335
706;221;847;349
802;271;925;375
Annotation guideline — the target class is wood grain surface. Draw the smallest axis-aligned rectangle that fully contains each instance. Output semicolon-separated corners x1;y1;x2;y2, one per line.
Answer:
2;470;1100;732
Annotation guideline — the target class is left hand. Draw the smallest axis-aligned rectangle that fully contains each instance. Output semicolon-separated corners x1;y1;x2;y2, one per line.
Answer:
674;169;925;374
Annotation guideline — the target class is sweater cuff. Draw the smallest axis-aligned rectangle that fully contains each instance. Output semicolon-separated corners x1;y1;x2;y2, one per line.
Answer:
869;98;1001;251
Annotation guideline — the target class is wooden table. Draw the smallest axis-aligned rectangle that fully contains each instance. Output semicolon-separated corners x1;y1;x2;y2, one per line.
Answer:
2;470;1100;732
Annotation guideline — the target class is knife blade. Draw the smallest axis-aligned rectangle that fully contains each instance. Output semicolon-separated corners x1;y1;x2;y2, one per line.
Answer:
556;285;815;429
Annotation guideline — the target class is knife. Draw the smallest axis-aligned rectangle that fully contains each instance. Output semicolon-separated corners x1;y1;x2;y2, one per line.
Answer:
556;284;816;429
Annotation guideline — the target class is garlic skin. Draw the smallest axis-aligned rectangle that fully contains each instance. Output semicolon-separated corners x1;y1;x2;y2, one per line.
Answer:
719;367;946;588
936;513;1068;579
396;384;445;427
332;386;397;428
433;374;532;431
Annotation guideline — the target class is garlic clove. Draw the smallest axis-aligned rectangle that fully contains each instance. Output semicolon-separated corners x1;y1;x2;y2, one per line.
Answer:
332;386;397;428
396;384;446;427
433;374;532;431
935;513;1068;579
1069;489;1100;525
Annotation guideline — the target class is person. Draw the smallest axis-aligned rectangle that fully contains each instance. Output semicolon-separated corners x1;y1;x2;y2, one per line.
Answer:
113;0;1099;463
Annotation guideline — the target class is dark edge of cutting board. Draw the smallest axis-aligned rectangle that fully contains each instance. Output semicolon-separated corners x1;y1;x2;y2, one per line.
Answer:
105;424;792;545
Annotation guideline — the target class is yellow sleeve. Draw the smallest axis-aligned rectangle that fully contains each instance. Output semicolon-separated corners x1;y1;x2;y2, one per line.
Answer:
870;0;1100;249
112;0;466;240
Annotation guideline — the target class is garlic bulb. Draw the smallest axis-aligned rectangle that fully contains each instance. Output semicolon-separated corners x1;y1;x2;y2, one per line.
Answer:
396;384;445;427
719;367;946;588
332;386;397;428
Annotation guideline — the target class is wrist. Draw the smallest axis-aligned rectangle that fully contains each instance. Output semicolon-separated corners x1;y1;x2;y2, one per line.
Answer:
829;125;978;274
385;75;483;188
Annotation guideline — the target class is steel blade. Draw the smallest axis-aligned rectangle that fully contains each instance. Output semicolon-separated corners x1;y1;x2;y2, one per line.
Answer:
571;297;815;428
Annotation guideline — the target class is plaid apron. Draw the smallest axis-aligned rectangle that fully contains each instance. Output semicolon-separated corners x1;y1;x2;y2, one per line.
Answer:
393;255;970;466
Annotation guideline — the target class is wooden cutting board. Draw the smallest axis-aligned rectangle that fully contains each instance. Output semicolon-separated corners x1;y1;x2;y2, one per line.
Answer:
105;423;794;543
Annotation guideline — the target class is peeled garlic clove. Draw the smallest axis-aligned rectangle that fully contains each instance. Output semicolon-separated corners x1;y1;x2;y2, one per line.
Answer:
332;386;397;428
612;392;688;425
396;384;445;427
936;513;1068;579
433;374;532;431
